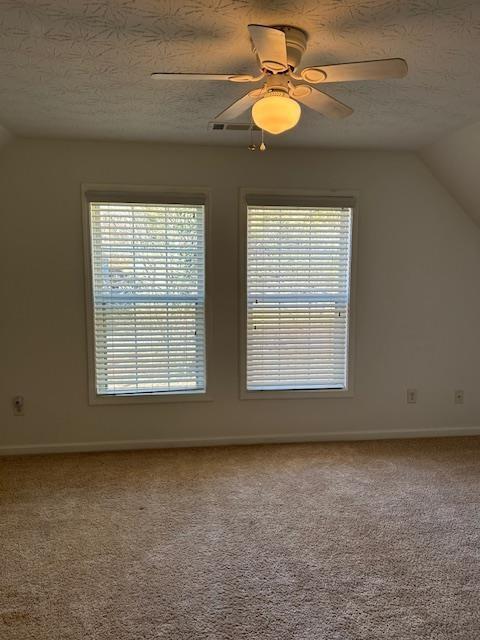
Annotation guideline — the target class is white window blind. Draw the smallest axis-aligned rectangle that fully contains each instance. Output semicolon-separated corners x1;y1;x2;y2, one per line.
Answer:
89;200;205;396
246;204;353;391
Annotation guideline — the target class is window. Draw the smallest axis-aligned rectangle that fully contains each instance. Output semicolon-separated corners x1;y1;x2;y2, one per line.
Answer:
243;194;354;395
85;193;206;399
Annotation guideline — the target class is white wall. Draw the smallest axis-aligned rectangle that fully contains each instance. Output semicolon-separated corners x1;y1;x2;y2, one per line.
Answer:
1;137;480;453
0;125;12;149
420;120;480;227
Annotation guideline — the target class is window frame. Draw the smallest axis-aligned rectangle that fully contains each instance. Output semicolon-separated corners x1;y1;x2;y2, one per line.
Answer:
82;184;213;405
239;188;358;400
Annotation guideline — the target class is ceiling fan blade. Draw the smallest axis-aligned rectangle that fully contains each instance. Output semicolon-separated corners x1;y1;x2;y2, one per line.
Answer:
291;85;353;119
151;72;262;82
214;90;261;121
248;24;288;73
300;58;408;84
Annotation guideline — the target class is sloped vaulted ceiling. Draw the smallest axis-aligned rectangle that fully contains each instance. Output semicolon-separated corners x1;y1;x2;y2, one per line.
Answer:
421;120;480;227
0;0;480;148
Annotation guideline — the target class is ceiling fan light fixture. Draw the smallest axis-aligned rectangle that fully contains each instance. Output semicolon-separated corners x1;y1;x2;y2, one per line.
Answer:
252;92;301;135
151;25;408;134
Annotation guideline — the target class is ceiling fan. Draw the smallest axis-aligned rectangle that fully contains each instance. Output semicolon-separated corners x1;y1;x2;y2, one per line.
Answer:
151;25;408;136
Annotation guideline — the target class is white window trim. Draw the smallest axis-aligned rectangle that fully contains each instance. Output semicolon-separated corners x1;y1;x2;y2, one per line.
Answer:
238;187;358;400
81;183;213;405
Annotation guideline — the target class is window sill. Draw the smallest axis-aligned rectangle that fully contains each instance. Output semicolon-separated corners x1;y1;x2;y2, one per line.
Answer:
240;388;354;400
89;391;213;406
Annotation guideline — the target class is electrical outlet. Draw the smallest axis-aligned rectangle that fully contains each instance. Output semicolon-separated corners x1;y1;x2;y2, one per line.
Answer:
13;395;24;416
406;389;417;404
454;390;464;405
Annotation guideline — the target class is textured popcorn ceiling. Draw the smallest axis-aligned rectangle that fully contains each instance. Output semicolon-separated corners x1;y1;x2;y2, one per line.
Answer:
0;0;479;149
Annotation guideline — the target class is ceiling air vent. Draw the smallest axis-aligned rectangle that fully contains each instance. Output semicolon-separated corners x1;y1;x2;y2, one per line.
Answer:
208;122;261;132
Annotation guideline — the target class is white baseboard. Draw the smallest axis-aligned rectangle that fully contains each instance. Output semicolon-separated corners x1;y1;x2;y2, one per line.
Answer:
1;426;480;456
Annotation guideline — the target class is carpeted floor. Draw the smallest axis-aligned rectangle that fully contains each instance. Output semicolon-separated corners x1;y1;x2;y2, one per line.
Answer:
1;437;479;639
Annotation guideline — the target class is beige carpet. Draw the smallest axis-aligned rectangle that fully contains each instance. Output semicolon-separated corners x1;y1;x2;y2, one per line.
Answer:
1;437;479;639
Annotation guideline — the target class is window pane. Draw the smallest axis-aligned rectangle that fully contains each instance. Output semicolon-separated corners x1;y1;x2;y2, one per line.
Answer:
246;205;352;391
89;202;205;395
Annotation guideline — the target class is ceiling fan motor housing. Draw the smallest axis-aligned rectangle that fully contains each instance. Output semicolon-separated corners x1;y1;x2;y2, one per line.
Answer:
276;26;308;70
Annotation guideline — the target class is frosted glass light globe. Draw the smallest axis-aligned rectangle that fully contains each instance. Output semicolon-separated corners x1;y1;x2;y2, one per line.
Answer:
252;94;301;135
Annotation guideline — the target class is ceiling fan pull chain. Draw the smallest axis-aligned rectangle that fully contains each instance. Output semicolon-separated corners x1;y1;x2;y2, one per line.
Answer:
260;129;266;152
248;113;256;151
